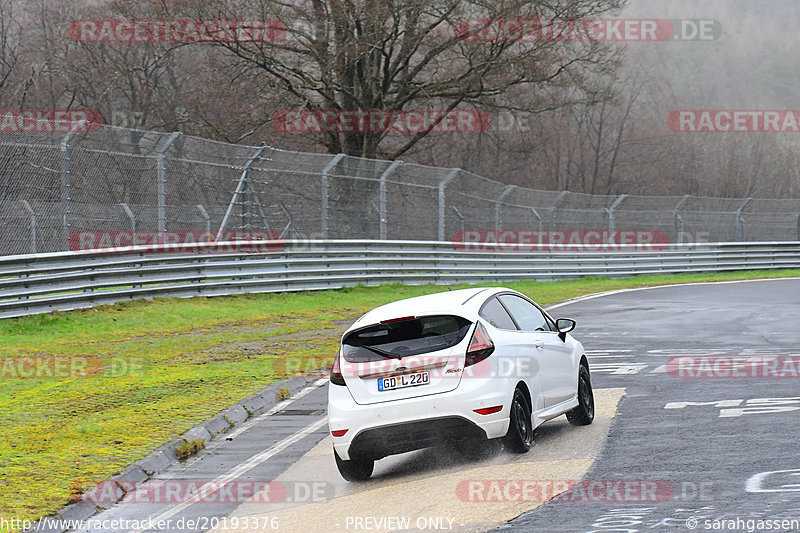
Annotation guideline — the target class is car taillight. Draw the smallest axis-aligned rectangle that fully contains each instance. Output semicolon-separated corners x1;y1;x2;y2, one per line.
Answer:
465;321;494;367
330;351;345;385
474;406;503;415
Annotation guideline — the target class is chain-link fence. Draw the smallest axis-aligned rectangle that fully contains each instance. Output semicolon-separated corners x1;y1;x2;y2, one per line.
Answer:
2;122;799;256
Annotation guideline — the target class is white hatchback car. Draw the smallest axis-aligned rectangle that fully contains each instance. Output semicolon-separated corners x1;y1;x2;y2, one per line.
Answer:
327;287;594;481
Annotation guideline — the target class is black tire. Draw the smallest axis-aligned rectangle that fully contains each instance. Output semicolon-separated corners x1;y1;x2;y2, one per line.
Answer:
503;388;534;453
566;364;595;426
334;451;374;482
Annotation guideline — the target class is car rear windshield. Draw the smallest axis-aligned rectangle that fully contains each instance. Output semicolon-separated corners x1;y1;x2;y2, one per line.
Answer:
341;315;472;362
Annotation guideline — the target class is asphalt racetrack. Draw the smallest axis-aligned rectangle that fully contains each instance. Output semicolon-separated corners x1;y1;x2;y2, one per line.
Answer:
71;278;800;533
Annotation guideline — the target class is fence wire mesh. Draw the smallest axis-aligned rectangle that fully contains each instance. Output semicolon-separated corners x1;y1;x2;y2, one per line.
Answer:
2;122;800;256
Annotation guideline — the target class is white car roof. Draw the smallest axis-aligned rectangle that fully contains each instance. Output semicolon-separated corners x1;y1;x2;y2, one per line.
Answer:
345;286;514;335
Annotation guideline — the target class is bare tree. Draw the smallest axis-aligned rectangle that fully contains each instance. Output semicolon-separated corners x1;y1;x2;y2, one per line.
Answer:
0;0;21;100
141;0;626;159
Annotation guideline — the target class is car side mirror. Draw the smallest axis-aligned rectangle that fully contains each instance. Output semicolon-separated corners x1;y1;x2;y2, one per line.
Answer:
556;318;576;341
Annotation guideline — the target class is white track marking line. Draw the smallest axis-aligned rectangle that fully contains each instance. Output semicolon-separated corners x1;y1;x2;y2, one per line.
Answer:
226;377;328;441
127;416;329;533
153;377;329;480
545;276;800;311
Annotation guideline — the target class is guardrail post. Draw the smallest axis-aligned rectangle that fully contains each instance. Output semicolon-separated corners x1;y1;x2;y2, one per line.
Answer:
735;198;752;241
321;153;345;239
216;144;268;240
438;168;460;241
605;194;627;233
20;200;36;254
495;185;517;231
60;120;85;249
120;203;136;234
156;132;181;240
196;205;210;237
379;160;402;240
550;191;568;231
673;195;690;242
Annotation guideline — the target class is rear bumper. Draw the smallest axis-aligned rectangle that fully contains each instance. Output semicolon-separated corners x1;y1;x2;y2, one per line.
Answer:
348;417;485;459
328;376;511;461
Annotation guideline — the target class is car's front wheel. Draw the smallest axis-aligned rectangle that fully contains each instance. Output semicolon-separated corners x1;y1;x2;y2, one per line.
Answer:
334;451;374;482
566;364;595;426
503;388;534;453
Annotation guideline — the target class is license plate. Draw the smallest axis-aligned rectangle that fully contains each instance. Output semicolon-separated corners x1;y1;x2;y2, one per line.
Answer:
378;371;430;392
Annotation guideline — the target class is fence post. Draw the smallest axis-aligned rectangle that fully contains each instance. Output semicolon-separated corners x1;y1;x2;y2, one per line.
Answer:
321;153;345;239
216;144;268;240
529;208;543;245
156;132;181;239
279;203;299;239
605;194;627;233
59;120;85;249
242;145;269;232
550;191;568;231
450;206;466;236
673;195;690;243
438;168;460;241
495;185;517;231
736;198;752;241
379;160;402;240
120;203;136;234
20;200;36;254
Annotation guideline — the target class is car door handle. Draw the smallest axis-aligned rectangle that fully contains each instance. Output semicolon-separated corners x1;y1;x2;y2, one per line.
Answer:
533;341;544;350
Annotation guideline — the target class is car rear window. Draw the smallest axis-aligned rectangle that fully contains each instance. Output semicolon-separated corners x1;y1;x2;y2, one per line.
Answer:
342;315;472;362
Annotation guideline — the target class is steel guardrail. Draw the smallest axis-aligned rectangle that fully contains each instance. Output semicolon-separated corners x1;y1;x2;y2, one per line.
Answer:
1;240;799;319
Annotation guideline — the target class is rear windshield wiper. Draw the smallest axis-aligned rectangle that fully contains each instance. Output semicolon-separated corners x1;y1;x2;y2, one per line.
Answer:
357;344;403;360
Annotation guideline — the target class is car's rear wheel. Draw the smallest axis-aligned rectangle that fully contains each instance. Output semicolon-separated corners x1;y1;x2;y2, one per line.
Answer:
503;388;534;453
566;364;595;426
334;451;374;482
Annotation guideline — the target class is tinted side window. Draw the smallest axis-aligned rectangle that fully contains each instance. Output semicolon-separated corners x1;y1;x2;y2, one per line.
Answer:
498;294;548;332
479;297;518;330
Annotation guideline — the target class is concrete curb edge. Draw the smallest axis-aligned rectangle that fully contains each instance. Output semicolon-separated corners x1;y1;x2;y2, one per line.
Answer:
27;373;326;533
